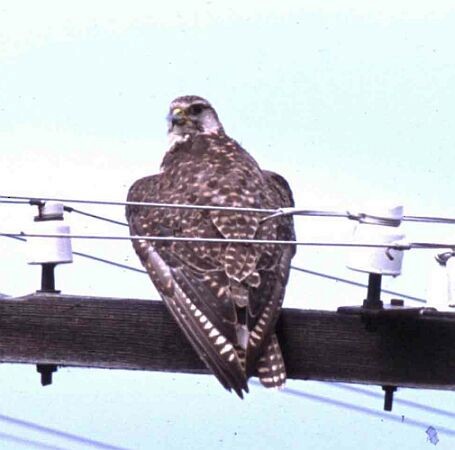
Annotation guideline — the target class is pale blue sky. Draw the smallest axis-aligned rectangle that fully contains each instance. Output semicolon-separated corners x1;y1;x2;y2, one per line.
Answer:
1;1;455;449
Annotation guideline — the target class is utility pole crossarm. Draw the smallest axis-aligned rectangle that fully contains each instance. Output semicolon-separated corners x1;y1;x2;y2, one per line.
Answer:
1;293;455;390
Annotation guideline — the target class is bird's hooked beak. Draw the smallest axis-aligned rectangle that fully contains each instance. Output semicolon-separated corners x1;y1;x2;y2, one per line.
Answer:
167;107;187;127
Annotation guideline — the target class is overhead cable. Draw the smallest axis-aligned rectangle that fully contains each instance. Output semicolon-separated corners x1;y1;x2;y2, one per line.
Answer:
329;383;455;419
273;383;455;438
63;206;128;227
1;233;427;304
0;412;129;449
1;195;455;225
290;266;426;303
1;231;454;250
0;195;277;214
0;432;66;450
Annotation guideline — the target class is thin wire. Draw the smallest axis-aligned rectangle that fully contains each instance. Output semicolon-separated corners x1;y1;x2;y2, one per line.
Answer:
329;383;455;419
73;251;147;274
0;432;67;450
4;235;27;242
0;231;405;247
0;412;129;449
0;205;434;303
264;208;350;221
291;266;426;303
3;231;455;250
0;234;427;304
64;206;128;227
0;195;277;214
2;195;455;225
269;208;455;225
273;383;455;437
0;199;30;204
4;234;26;242
64;252;431;305
1;232;148;273
405;215;455;225
58;204;455;227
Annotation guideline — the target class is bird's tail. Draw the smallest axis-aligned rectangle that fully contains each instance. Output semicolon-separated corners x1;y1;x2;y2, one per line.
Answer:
256;333;286;388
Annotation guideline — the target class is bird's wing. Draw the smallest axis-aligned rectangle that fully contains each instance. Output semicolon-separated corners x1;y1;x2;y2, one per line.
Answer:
206;165;296;379
126;174;249;397
238;170;295;383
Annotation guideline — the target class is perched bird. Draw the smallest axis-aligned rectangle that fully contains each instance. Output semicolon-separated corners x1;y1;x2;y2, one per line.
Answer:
126;96;296;397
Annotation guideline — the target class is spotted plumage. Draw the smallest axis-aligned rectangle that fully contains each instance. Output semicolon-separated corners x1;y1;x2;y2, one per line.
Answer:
126;95;296;397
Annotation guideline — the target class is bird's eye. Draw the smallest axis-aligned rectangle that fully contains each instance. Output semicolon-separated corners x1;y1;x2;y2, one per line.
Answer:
189;104;204;115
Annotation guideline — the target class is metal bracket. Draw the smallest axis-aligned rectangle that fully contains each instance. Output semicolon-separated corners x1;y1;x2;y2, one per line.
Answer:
36;364;58;386
336;273;439;411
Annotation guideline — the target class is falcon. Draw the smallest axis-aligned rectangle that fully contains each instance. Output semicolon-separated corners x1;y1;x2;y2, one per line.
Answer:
126;96;296;397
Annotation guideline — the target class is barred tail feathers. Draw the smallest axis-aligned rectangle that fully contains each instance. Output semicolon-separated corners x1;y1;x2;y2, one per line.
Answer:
256;333;286;389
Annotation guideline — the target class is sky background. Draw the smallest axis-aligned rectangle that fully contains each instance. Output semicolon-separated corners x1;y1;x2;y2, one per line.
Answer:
1;1;455;449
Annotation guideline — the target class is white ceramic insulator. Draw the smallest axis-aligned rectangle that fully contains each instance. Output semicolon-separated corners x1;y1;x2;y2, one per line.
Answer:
347;223;405;276
28;221;73;265
447;256;455;307
426;259;450;310
40;201;65;219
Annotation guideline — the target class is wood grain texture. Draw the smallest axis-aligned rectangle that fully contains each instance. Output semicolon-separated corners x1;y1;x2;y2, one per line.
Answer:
1;293;455;390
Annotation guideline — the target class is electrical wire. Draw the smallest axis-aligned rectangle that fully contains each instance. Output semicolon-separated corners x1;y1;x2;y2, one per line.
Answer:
0;199;31;205
290;266;426;303
52;249;428;304
2;195;455;225
0;432;67;450
11;230;403;247
2;231;455;250
0;412;129;449
0;195;277;214
404;215;455;225
64;206;128;227
0;233;435;304
0;203;435;303
329;383;455;419
61;252;432;304
273;383;455;438
73;251;147;274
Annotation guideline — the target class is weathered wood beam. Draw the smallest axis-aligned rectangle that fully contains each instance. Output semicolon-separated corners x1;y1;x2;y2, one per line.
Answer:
0;293;454;390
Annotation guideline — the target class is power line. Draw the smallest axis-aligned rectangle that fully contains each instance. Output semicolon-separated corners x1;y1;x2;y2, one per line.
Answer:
17;202;436;304
404;215;455;225
64;206;128;227
0;199;30;205
0;203;433;304
2;195;455;225
0;195;277;214
268;383;455;438
70;251;427;304
73;251;147;274
2;231;455;250
0;432;67;450
0;233;435;304
291;266;426;303
0;412;129;450
329;383;455;419
4;234;26;242
73;253;428;304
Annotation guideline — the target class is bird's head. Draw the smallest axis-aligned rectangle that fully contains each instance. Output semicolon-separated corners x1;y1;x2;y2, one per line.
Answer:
167;95;224;141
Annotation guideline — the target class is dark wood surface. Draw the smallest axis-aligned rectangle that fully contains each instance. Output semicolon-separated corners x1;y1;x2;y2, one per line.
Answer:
1;293;455;390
